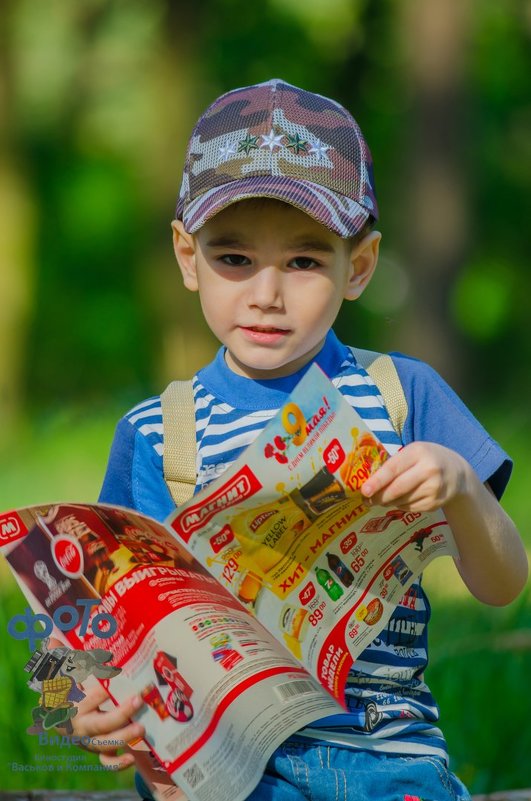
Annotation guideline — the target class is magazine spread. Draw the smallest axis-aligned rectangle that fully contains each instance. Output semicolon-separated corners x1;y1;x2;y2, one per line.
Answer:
0;364;458;801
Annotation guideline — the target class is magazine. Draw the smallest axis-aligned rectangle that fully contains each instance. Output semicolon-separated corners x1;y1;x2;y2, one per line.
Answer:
0;364;457;801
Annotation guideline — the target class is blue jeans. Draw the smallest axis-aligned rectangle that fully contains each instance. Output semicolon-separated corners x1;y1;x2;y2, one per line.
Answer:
135;741;471;801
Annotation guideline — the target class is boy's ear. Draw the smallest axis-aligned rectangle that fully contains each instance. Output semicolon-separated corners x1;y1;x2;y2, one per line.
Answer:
344;230;381;301
171;219;198;292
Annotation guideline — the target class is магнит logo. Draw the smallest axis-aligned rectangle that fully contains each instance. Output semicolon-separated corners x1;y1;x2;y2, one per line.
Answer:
0;513;28;545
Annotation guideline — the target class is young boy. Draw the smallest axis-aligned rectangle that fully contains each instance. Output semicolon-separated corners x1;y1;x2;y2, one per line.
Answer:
72;79;527;800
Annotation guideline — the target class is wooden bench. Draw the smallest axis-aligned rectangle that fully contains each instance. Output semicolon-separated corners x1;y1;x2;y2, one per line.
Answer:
473;795;531;801
0;795;136;801
2;791;531;801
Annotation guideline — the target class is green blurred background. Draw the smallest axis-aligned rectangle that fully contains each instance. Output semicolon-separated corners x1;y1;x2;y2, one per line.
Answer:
0;0;529;793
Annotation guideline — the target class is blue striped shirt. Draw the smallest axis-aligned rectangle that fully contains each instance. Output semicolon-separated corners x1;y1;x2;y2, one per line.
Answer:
99;329;511;763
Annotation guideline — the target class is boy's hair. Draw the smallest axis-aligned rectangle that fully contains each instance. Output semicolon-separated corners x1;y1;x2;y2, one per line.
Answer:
175;78;378;240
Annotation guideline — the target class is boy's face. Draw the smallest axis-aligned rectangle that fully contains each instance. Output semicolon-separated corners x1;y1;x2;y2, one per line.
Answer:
173;200;379;380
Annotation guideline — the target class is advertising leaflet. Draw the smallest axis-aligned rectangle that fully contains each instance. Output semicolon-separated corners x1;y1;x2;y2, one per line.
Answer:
0;364;457;801
1;503;337;801
169;365;457;699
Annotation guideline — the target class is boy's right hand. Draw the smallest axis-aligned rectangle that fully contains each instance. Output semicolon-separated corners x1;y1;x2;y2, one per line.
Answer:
63;681;145;770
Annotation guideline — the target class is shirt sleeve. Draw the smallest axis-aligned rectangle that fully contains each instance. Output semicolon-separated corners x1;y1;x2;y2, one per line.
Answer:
98;416;176;523
390;353;512;500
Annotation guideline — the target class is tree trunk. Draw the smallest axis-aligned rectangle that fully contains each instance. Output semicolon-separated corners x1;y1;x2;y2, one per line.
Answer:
0;2;36;441
395;0;472;389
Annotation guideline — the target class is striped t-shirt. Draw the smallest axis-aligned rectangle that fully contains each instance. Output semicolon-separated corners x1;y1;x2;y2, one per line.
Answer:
99;329;511;763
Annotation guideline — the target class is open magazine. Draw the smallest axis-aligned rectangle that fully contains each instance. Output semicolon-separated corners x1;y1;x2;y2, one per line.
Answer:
0;364;457;801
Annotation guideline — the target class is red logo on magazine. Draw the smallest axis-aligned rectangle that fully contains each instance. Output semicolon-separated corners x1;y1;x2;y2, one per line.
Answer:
323;439;345;472
52;535;84;578
0;513;28;544
210;525;234;554
340;532;357;554
173;466;263;541
299;582;316;606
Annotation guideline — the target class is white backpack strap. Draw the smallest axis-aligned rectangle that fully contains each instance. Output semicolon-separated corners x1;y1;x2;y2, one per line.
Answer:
349;347;408;440
160;380;197;506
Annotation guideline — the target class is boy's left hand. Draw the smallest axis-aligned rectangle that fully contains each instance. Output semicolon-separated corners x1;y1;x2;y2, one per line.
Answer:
361;442;528;606
361;442;469;513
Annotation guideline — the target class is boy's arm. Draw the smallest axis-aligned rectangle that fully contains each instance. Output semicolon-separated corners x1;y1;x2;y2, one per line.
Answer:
361;441;528;606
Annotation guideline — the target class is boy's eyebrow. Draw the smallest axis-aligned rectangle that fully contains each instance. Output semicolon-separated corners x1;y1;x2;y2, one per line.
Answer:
204;235;336;253
204;235;250;248
286;238;335;253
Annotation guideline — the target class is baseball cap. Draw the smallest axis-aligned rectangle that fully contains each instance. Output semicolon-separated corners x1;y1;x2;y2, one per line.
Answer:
175;78;378;239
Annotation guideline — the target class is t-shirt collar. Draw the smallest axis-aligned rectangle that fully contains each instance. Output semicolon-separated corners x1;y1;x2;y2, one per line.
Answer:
197;330;349;410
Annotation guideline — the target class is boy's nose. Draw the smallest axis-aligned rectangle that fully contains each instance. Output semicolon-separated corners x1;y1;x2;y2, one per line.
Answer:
248;265;283;309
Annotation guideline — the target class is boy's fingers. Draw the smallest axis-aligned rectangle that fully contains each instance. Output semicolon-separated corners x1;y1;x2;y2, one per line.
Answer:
99;749;136;771
74;694;144;738
76;683;113;712
363;451;421;501
362;462;398;499
375;468;420;504
362;456;402;498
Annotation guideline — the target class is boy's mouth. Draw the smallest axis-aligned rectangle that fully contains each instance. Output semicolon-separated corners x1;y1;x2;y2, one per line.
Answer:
243;325;290;333
239;325;291;343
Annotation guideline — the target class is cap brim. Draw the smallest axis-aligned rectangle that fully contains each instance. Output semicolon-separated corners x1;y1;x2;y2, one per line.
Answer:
180;175;377;239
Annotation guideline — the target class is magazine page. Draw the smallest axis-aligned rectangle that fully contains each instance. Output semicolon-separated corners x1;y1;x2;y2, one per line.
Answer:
0;502;340;801
169;363;458;701
81;676;189;801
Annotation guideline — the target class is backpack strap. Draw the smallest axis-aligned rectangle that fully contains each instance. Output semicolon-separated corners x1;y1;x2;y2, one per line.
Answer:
349;347;408;440
160;349;408;507
160;380;197;506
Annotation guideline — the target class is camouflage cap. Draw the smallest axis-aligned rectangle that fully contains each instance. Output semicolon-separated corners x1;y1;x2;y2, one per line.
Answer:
175;78;378;238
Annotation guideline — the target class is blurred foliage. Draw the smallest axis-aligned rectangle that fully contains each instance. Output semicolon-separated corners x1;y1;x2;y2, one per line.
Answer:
0;0;529;421
0;0;530;794
427;580;531;794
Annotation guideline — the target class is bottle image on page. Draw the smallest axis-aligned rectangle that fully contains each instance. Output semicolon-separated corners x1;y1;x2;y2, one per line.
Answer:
141;683;170;721
316;567;343;601
326;552;354;587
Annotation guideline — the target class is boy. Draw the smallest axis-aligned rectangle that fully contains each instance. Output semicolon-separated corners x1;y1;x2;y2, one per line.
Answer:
72;79;527;800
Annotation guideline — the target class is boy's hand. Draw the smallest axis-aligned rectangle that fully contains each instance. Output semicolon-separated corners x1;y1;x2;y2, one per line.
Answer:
67;682;145;770
47;638;145;771
361;442;469;513
361;440;527;605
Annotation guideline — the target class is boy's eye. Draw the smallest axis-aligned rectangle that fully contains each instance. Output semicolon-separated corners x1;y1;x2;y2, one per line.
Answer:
290;256;319;270
220;254;250;266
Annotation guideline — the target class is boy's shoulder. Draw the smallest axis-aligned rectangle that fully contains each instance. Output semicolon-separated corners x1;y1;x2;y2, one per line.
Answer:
122;395;163;441
384;350;480;436
386;351;476;421
386;351;511;496
350;348;458;417
112;393;174;471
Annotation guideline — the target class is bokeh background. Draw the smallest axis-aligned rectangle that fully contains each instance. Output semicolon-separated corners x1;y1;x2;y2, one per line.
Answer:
0;0;530;793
